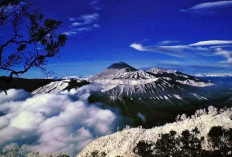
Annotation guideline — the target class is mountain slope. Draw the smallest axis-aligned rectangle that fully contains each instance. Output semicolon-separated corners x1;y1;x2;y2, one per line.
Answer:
32;79;90;94
32;80;70;94
77;107;232;157
147;67;213;87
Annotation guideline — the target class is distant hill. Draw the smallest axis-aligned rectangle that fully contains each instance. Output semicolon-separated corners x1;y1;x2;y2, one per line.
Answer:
0;77;54;92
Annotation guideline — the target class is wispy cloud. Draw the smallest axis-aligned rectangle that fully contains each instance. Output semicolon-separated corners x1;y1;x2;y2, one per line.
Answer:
90;0;103;10
63;31;78;36
181;0;232;13
156;40;180;46
64;13;100;36
69;13;99;25
190;40;232;46
71;22;82;27
130;40;232;64
215;48;232;63
130;43;205;58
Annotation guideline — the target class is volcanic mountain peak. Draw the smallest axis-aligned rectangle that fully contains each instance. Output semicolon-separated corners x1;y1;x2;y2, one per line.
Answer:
107;62;137;71
91;62;213;86
91;62;159;84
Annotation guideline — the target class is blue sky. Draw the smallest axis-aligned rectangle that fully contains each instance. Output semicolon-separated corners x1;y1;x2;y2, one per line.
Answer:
1;0;232;77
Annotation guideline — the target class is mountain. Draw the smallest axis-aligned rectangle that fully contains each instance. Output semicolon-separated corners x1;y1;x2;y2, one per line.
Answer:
77;107;232;157
146;67;213;87
17;62;231;127
89;62;214;106
90;62;213;87
88;62;223;127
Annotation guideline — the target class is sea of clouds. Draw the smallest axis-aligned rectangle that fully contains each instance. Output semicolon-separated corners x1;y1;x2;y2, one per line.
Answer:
0;85;119;156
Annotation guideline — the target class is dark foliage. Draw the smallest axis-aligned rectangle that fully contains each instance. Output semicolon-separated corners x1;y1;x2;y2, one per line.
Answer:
133;127;232;157
91;150;99;157
208;126;232;156
64;79;90;91
133;140;154;157
57;154;70;157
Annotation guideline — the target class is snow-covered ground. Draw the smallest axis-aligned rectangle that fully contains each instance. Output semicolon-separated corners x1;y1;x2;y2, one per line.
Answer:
32;80;70;94
77;106;232;157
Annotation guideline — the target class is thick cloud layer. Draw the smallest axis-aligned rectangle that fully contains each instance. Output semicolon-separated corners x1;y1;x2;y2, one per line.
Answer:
0;85;118;156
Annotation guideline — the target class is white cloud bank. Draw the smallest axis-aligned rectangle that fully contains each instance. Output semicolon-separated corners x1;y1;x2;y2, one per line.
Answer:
0;85;118;156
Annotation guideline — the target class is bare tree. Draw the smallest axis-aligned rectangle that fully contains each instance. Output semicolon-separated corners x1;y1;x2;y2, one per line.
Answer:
0;0;67;94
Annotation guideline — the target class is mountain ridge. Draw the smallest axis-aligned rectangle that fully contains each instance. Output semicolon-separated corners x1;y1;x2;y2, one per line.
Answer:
90;62;213;87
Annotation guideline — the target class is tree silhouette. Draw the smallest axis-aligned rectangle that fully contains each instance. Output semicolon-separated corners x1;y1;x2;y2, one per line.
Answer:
0;0;67;94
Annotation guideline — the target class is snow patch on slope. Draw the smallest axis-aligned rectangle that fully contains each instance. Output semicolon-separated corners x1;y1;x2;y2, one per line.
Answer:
92;68;158;86
32;80;70;94
147;68;177;75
